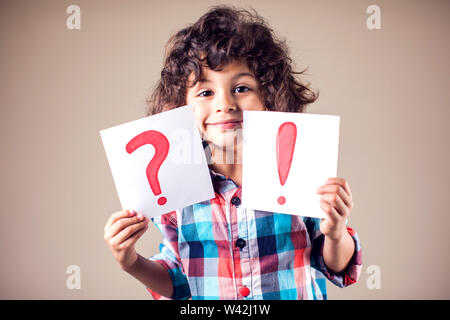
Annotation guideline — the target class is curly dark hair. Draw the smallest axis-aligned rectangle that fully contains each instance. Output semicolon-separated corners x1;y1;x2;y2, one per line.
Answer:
145;5;318;116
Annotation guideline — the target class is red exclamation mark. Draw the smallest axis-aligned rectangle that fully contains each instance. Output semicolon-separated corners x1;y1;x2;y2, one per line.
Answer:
276;122;297;205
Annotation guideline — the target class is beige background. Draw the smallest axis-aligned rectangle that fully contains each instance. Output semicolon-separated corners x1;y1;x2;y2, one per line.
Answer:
1;0;449;299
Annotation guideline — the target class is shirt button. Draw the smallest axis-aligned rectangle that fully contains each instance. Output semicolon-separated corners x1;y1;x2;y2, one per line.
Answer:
231;196;241;206
239;286;250;297
235;238;246;249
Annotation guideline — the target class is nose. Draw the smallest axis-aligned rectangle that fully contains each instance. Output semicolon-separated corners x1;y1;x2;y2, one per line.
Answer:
215;91;236;113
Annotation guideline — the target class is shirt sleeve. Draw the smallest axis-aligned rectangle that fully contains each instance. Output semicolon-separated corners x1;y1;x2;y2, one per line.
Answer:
147;210;191;300
306;217;363;288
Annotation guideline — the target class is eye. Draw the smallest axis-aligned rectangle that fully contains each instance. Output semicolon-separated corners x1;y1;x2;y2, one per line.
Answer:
234;86;250;93
197;90;213;97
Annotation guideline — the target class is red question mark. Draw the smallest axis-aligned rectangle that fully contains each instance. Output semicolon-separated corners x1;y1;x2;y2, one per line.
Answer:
126;130;170;206
276;122;297;205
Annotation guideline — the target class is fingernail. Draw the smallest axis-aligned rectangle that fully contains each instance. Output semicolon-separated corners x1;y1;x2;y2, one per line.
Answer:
137;214;144;220
128;210;136;216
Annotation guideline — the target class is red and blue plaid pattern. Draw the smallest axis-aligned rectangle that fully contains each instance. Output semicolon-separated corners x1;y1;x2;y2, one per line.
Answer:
148;170;362;300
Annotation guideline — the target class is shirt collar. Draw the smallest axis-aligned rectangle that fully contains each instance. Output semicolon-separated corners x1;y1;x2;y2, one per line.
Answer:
208;167;240;195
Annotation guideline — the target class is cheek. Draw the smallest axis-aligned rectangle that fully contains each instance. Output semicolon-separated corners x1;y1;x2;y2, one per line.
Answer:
192;105;207;131
242;94;266;111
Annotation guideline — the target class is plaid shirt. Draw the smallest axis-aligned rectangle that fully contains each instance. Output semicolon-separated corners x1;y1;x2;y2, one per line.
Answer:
148;169;362;300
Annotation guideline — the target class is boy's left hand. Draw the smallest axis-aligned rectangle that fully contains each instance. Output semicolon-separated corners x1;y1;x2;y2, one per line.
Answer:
316;177;354;241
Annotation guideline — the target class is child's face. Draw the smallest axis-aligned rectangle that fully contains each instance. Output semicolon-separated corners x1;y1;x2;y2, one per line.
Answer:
186;59;266;151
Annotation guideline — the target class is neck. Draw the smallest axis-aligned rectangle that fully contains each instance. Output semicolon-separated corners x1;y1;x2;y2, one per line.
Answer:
207;143;242;186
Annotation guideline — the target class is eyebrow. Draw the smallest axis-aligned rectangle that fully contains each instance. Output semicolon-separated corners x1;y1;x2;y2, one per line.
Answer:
198;72;255;83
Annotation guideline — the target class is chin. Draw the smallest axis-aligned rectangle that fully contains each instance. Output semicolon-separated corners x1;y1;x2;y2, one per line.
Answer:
204;131;243;164
206;128;242;145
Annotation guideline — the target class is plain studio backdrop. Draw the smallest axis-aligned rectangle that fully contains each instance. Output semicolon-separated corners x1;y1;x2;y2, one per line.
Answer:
0;0;449;299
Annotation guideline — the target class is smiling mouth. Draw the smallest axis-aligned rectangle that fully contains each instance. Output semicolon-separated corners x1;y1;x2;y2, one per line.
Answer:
207;120;243;129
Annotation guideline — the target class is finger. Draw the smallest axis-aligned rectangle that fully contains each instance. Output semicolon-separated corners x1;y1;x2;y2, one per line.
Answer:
113;219;149;247
325;177;353;198
105;210;136;231
320;201;340;223
317;183;353;209
107;214;146;239
320;193;349;217
120;224;149;249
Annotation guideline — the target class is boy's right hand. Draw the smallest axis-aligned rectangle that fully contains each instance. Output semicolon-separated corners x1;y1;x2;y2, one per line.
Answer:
104;210;149;270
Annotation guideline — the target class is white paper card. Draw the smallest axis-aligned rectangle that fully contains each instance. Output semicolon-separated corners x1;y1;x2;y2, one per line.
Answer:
100;105;214;218
242;111;340;219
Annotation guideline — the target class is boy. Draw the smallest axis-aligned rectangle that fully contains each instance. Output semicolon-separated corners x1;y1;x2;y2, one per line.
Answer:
104;5;362;300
